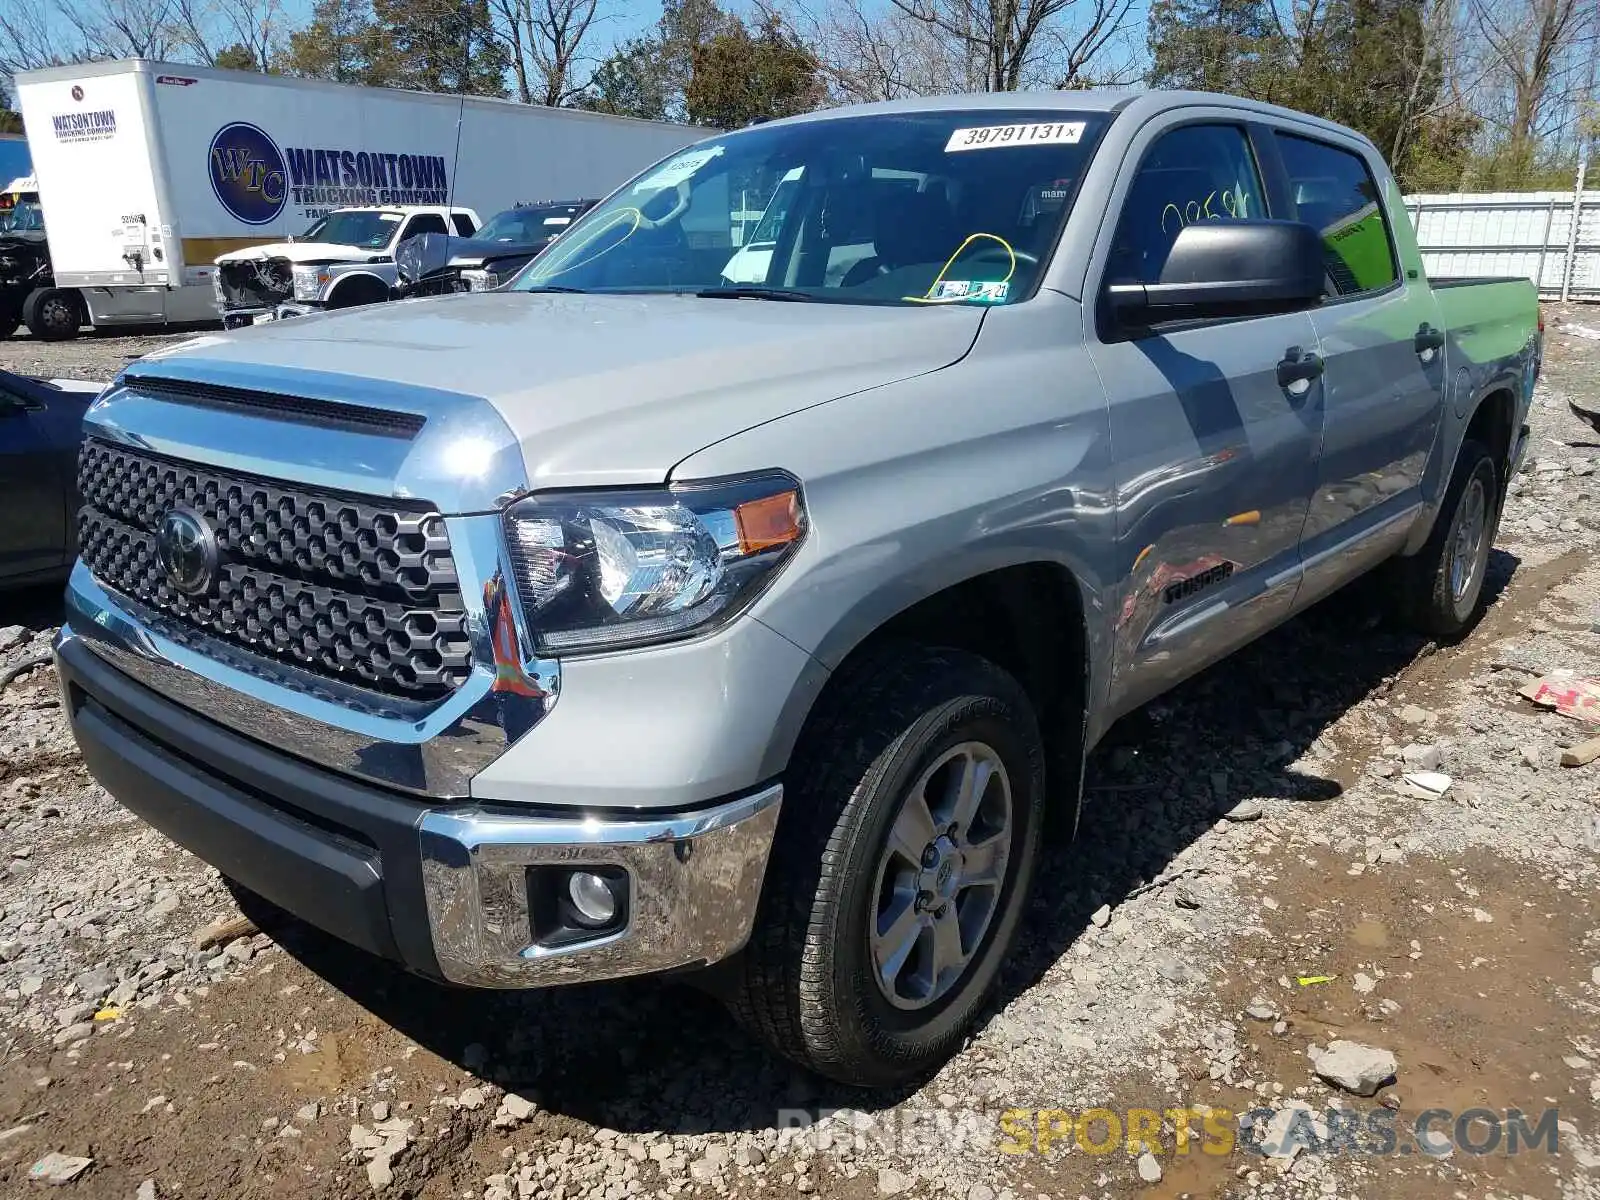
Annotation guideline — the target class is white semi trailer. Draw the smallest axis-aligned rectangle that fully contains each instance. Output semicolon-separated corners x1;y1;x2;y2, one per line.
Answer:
13;59;702;338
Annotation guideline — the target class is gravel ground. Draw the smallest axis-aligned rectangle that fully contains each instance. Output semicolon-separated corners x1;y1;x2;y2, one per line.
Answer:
2;311;1600;1199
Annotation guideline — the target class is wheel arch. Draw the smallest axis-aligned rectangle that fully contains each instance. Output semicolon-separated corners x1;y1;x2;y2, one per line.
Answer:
326;272;392;309
769;556;1103;836
1404;377;1519;556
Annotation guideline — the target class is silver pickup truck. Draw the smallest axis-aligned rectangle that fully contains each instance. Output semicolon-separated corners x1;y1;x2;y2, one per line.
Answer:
55;90;1539;1088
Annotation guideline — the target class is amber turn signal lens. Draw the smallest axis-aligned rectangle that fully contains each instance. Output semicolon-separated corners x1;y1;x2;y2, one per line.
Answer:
734;489;803;555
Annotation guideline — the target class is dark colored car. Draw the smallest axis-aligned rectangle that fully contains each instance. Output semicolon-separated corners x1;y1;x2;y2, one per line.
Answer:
0;197;57;341
394;200;597;298
0;370;100;588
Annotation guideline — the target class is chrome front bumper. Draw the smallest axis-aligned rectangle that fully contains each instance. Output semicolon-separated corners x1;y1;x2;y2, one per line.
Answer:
419;786;782;986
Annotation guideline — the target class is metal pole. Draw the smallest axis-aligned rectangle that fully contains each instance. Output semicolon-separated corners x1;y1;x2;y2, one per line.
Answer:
1563;154;1587;303
1537;197;1557;296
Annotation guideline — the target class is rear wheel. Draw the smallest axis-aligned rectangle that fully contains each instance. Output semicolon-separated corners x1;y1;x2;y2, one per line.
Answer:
23;287;82;341
730;644;1045;1087
1391;438;1499;637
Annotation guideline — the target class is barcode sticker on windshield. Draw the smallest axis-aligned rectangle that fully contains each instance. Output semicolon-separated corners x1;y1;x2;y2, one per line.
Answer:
945;122;1085;152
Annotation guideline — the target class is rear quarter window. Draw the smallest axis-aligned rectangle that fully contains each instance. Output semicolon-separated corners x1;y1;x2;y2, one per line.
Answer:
1276;133;1398;297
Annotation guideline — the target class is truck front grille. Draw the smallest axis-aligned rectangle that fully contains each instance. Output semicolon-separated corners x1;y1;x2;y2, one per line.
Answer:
217;258;292;310
76;438;474;700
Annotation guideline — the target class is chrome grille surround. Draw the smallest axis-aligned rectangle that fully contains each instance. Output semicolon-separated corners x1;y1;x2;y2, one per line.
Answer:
62;360;557;798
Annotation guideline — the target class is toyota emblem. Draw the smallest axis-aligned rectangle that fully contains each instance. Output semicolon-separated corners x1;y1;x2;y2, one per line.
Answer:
156;507;219;595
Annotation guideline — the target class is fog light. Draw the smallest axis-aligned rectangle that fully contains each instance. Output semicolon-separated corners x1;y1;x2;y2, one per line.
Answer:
567;871;619;926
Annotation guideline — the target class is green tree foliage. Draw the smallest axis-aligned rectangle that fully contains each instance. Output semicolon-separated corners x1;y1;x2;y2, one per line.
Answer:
369;0;509;95
1146;0;1481;191
1147;0;1283;98
281;0;506;94
579;37;674;119
579;0;821;126
685;14;824;128
281;0;383;82
213;43;263;70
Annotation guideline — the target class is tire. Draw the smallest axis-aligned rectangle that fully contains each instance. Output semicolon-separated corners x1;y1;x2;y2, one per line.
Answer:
23;287;82;341
1391;438;1499;638
730;644;1046;1088
0;308;18;341
327;279;389;310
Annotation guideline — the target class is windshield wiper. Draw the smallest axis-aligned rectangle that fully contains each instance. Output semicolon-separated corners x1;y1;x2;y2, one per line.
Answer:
696;285;815;302
521;285;588;294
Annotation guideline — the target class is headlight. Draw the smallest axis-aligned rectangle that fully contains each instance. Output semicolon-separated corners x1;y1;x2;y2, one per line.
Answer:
291;266;329;301
503;474;806;654
460;268;496;291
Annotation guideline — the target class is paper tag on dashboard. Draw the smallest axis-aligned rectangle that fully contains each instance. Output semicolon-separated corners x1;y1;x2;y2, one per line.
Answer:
945;122;1085;152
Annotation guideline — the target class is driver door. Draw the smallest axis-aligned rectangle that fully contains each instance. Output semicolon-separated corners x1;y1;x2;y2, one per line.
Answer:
1088;119;1325;718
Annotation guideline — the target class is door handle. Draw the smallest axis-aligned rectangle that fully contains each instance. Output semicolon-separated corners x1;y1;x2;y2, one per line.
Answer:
1414;323;1445;355
1277;346;1324;390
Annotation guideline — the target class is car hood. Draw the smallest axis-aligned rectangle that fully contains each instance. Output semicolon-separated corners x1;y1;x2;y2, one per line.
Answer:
134;291;982;493
215;242;385;266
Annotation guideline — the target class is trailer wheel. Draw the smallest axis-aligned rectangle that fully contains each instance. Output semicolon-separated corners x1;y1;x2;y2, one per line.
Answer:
23;288;83;341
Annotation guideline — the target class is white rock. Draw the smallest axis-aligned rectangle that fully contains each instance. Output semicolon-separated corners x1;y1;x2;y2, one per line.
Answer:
1309;1040;1397;1096
296;1103;321;1123
1224;800;1264;822
366;1154;394;1191
877;1167;913;1195
28;1152;93;1185
1398;704;1435;725
0;1124;33;1147
967;1186;996;1200
1136;1151;1162;1182
1400;744;1442;771
1090;904;1111;928
1352;972;1376;995
1398;771;1452;800
371;1101;390;1121
457;1087;487;1110
1473;908;1494;923
136;1182;158;1200
0;625;26;652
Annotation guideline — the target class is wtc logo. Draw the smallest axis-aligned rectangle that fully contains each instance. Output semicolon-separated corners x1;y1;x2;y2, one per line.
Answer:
208;122;287;224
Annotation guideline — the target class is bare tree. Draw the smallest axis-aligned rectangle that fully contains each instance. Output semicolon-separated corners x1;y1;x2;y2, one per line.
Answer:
0;0;75;73
886;0;1138;91
489;0;603;105
57;0;182;59
1470;0;1590;157
790;0;979;102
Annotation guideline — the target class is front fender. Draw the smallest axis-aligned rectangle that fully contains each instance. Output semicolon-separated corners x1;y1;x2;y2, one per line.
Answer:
671;295;1119;746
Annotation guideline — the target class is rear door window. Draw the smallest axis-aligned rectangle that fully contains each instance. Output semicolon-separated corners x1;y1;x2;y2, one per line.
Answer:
451;213;476;236
1105;124;1267;286
403;213;450;241
1275;133;1398;297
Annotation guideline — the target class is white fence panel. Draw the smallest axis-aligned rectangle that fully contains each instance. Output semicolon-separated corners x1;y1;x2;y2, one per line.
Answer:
1402;190;1600;299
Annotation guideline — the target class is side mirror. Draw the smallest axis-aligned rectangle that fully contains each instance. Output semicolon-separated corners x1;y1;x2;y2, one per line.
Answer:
1107;220;1326;324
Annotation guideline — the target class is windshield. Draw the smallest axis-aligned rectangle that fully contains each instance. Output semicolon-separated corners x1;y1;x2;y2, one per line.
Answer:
0;199;42;233
514;110;1108;305
299;210;403;249
476;203;592;244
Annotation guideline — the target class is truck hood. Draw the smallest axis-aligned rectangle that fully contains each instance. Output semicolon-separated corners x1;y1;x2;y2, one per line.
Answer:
136;292;982;492
214;242;386;266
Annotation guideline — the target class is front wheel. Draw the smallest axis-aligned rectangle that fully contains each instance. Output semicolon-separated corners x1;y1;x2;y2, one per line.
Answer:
1390;438;1499;637
730;644;1045;1087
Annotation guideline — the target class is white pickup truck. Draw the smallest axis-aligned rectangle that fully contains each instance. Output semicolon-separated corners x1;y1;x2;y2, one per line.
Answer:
214;205;479;326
